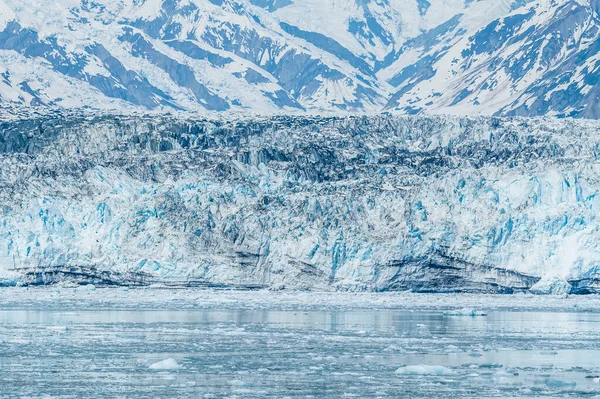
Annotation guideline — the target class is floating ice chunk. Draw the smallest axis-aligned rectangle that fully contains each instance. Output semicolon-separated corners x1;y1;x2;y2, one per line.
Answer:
495;369;518;377
444;308;487;317
495;376;521;386
149;358;181;370
46;326;69;333
594;377;600;384
544;379;576;389
530;276;572;296
395;365;456;376
478;363;503;369
58;281;79;288
383;345;403;352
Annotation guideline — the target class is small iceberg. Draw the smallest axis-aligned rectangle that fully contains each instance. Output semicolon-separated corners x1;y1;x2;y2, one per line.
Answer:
149;358;182;370
444;308;487;317
395;365;456;376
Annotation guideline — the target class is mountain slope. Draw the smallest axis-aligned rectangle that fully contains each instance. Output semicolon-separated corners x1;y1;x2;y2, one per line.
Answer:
0;0;598;116
385;0;600;118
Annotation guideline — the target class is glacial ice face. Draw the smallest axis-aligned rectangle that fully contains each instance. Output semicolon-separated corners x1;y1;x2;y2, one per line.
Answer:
0;112;599;293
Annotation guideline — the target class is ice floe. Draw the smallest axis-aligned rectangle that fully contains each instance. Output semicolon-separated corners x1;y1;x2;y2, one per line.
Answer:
148;358;181;370
395;365;456;376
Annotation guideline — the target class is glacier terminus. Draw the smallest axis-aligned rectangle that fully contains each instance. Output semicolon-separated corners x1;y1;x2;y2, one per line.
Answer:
0;111;599;294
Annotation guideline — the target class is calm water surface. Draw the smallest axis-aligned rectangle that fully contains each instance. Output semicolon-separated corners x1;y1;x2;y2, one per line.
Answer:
1;308;600;398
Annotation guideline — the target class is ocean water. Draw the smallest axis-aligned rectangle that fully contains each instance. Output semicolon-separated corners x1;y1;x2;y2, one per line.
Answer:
1;306;600;398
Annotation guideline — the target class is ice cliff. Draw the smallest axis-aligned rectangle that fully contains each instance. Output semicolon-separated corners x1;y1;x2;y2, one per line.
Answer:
0;111;599;294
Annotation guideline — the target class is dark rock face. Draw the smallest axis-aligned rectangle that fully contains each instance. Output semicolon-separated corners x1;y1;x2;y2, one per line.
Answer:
0;111;599;293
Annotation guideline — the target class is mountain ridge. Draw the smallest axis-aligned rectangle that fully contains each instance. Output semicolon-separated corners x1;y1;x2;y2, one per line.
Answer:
0;0;598;117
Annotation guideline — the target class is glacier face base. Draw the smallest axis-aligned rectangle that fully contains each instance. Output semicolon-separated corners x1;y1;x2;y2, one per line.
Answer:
1;113;599;294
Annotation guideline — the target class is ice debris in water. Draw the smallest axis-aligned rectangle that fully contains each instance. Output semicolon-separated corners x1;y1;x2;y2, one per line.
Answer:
46;326;69;333
57;281;79;289
149;358;181;370
395;365;456;375
544;379;577;389
444;308;487;317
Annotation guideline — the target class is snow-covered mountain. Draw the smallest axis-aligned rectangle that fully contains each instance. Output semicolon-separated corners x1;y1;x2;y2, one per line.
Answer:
0;0;598;117
1;111;599;294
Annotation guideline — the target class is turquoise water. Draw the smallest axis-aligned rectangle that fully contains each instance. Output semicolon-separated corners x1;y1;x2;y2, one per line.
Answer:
0;309;599;398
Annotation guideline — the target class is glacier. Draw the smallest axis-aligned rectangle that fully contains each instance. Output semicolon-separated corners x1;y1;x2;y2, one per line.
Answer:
0;110;599;294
